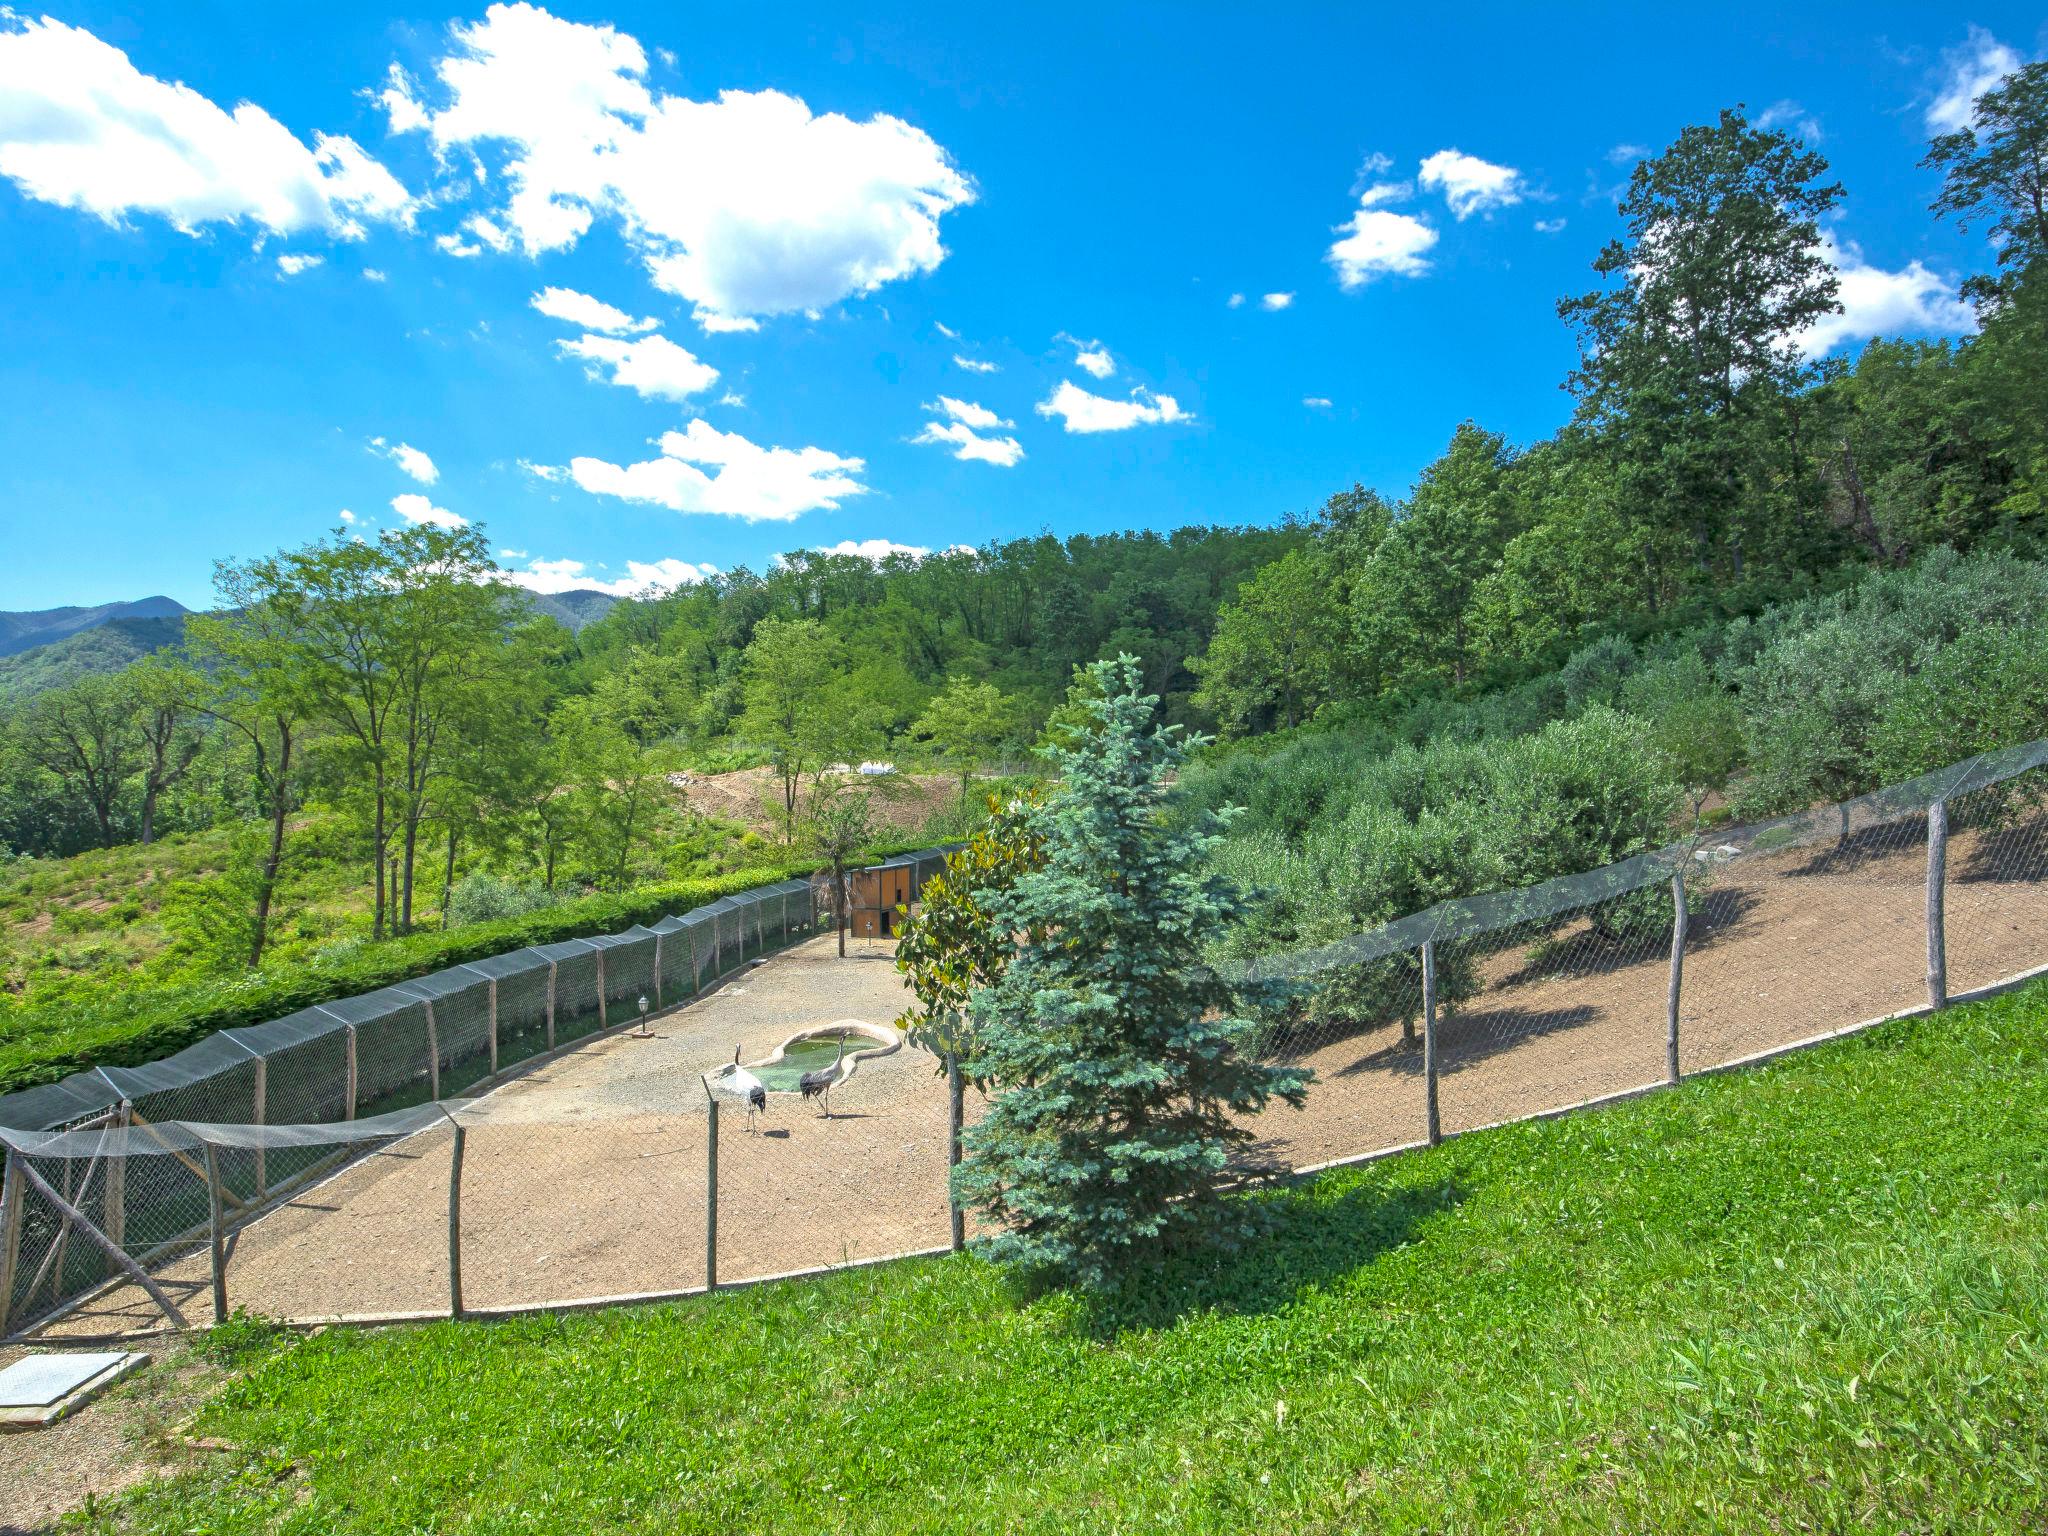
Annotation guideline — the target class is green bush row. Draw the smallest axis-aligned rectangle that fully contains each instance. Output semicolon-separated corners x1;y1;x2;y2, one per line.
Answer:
0;840;929;1101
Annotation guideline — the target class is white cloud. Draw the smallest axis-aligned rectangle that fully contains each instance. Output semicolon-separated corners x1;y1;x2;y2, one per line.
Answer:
276;252;325;276
557;332;718;400
1606;143;1646;165
1357;180;1412;207
436;232;484;257
518;458;570;481
371;439;439;484
497;546;530;558
1417;149;1525;220
339;508;359;524
1927;26;2022;132
715;389;745;407
1261;291;1294;311
1796;238;1976;358
0;15;412;240
913;419;1025;467
1757;100;1822;142
815;538;932;561
393;3;973;327
364;267;389;282
391;492;467;528
1534;218;1567;235
568;418;866;520
952;353;999;374
1058;334;1114;378
1328;206;1437;286
692;308;760;333
929;396;1009;430
1036;381;1187;434
503;554;717;596
933;321;959;339
1226;292;1245;308
1303;396;1332;409
529;285;656;333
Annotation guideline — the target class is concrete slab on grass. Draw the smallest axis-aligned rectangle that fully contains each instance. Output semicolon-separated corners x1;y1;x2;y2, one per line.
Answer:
0;1351;148;1429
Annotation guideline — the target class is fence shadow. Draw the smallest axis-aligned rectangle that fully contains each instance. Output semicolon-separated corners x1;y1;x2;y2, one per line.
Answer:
1783;818;1924;878
1080;1175;1463;1336
1320;1001;1601;1081
1954;817;2048;884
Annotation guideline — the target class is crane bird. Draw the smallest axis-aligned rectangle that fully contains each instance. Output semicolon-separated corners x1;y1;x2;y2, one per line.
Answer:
718;1046;768;1131
799;1032;850;1118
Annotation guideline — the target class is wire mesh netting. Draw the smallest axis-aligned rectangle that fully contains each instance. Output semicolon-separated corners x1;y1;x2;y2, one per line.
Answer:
7;742;2048;1342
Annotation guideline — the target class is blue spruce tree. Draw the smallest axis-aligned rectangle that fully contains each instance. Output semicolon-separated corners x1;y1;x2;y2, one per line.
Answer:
954;655;1310;1290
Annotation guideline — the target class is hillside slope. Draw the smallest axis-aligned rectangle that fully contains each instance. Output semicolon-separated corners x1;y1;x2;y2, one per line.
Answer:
92;978;2048;1535
0;595;187;658
0;614;188;701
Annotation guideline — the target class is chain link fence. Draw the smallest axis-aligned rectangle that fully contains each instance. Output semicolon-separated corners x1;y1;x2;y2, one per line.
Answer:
5;742;2047;1341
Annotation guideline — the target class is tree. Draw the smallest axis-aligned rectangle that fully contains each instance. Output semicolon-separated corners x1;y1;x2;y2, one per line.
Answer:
126;653;204;845
185;563;318;967
554;694;664;892
894;791;1046;1066
1925;61;2048;305
20;675;137;848
910;675;1019;797
1562;107;1843;581
1191;548;1342;733
804;782;876;958
953;656;1310;1291
739;616;843;841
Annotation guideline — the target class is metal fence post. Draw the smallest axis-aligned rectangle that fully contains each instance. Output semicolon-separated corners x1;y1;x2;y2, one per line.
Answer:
0;1151;22;1335
1421;940;1441;1147
947;1048;966;1254
705;1097;720;1292
447;1119;466;1321
1666;871;1688;1084
204;1140;228;1326
1927;799;1949;1008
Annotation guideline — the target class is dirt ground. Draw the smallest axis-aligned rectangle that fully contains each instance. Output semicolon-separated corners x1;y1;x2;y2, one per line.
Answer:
38;812;2048;1338
0;1336;220;1533
673;766;962;836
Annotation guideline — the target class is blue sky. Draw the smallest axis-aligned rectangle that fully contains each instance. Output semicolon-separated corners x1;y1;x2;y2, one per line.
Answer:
0;3;2038;612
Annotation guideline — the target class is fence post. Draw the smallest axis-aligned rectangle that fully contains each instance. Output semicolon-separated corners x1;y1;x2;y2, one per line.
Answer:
1927;799;1949;1008
947;1047;966;1254
204;1140;228;1326
653;935;664;1010
488;978;500;1076
251;1056;268;1199
705;1097;719;1293
0;1152;22;1335
345;1025;359;1121
423;1000;441;1102
597;947;609;1030
1421;940;1441;1148
106;1102;129;1258
1666;871;1688;1085
447;1119;466;1321
546;962;558;1052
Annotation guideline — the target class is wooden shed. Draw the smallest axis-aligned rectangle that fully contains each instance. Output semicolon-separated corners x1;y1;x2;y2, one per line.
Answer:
847;858;915;938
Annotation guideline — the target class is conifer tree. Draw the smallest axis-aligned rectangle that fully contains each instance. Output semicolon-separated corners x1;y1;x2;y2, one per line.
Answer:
954;655;1309;1290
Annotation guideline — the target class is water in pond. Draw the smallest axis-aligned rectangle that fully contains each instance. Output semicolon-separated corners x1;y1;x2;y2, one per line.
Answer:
754;1032;862;1092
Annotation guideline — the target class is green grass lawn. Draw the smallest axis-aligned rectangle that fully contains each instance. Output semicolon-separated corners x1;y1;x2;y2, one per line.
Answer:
86;981;2048;1534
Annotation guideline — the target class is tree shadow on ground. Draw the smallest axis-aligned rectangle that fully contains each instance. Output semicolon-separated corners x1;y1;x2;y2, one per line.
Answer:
1073;1174;1464;1337
1954;818;2048;884
1783;819;1925;878
1322;1002;1600;1081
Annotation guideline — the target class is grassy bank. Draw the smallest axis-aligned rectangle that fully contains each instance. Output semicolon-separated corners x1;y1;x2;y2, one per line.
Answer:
88;979;2048;1533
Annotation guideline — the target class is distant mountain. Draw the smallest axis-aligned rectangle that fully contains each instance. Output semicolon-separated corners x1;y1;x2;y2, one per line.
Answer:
0;615;188;703
518;588;619;632
0;596;189;659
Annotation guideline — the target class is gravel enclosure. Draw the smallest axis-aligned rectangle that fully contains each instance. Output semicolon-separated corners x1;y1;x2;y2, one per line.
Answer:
35;807;2048;1338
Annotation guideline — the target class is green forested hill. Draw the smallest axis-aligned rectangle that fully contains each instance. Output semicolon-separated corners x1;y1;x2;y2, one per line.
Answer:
0;614;188;703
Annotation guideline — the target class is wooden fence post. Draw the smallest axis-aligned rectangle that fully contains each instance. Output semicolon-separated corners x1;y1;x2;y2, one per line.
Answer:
423;1000;441;1103
947;1048;966;1254
597;947;609;1030
345;1025;359;1122
1666;871;1688;1085
204;1141;228;1326
653;935;664;1010
546;962;558;1052
251;1056;268;1199
1421;940;1441;1147
1927;799;1949;1008
705;1098;719;1293
447;1120;466;1320
0;1152;23;1335
106;1102;129;1257
488;978;500;1076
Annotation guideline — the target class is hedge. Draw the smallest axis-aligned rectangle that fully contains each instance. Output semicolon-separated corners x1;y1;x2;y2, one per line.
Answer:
0;840;929;1099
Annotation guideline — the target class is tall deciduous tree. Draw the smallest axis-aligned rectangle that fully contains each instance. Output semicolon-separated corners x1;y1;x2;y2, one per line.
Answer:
954;656;1310;1291
910;675;1019;796
1561;107;1843;582
126;653;204;846
804;781;876;958
1191;547;1342;733
1925;61;2048;305
739;616;843;841
20;675;137;848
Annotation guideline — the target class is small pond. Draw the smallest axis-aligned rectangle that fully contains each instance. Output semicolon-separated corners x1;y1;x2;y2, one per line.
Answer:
752;1031;863;1092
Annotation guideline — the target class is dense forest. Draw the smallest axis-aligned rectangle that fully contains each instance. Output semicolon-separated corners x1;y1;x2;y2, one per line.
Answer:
3;79;2047;1048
